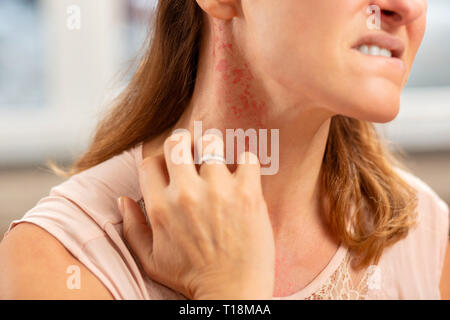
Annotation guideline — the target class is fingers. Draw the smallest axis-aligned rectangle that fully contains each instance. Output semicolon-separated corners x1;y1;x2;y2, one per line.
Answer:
163;130;198;185
118;196;156;276
234;151;262;190
138;154;167;201
197;133;231;181
137;154;171;233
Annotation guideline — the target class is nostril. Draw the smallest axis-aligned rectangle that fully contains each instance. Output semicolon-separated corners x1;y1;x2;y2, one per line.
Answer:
381;10;402;22
382;10;395;16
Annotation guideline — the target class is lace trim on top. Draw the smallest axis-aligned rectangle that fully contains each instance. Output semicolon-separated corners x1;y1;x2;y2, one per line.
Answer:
305;250;382;300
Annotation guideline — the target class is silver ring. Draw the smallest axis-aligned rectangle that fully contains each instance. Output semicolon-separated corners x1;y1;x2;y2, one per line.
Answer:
199;154;226;165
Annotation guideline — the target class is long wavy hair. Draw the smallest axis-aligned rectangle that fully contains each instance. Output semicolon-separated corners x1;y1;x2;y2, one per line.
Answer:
48;0;418;269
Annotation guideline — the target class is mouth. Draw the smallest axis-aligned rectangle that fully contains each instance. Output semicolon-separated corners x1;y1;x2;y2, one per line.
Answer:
351;33;405;60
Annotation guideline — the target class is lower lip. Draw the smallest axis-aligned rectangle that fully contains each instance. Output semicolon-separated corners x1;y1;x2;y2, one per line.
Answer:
351;48;406;73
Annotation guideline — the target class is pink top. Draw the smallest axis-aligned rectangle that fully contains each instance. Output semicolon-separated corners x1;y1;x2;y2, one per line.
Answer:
4;142;449;299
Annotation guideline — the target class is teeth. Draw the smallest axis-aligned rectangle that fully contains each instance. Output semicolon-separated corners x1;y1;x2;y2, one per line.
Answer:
379;48;392;58
359;45;369;55
358;44;392;58
369;45;380;56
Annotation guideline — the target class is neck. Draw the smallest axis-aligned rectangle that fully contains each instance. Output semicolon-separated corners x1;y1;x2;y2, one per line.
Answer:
171;19;334;243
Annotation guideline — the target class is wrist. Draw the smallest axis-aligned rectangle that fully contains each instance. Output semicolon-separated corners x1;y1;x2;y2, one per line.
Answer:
193;279;273;300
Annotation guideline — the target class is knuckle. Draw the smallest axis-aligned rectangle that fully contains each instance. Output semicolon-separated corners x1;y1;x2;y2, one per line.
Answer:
237;186;254;203
176;189;199;209
149;202;167;217
147;203;168;227
151;214;164;229
149;210;166;229
207;185;224;203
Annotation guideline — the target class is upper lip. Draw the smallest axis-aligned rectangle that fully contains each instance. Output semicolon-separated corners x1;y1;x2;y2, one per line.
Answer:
352;33;405;59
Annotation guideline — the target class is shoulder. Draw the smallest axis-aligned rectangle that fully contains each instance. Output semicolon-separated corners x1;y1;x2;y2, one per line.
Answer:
49;143;144;227
1;143;149;299
376;167;449;298
0;222;113;299
394;167;449;232
7;143;143;245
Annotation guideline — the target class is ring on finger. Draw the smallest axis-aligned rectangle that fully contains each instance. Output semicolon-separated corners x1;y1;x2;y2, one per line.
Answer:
199;154;227;165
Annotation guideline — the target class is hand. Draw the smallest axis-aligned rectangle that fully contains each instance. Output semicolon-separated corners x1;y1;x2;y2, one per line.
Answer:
118;132;275;299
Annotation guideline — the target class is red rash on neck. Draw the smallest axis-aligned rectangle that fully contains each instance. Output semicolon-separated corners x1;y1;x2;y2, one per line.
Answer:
274;251;296;297
212;24;267;127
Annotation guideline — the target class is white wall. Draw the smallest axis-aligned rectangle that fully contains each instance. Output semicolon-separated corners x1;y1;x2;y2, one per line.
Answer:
381;87;450;152
0;0;125;165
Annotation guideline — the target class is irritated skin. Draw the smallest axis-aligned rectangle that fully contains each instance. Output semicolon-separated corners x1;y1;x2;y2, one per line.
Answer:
212;20;268;128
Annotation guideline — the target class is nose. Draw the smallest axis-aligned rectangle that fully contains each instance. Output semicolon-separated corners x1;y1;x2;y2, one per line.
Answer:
371;0;426;27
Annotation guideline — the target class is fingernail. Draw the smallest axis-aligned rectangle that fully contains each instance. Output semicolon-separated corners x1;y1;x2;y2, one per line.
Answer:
238;151;258;164
117;197;125;215
238;151;248;164
247;152;258;164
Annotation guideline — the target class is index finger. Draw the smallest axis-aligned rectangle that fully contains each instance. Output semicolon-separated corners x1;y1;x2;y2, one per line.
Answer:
138;154;168;204
163;130;198;185
234;151;262;190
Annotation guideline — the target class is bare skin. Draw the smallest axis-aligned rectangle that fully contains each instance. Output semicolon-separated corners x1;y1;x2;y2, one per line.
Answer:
0;223;113;299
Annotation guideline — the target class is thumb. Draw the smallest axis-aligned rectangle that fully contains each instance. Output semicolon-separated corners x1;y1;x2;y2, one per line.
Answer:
117;196;155;271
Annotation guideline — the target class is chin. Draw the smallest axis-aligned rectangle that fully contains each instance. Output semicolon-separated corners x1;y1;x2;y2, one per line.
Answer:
360;98;401;123
333;93;401;123
348;80;403;123
370;103;400;123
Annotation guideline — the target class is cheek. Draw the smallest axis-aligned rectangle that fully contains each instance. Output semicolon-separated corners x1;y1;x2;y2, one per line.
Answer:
401;17;426;85
246;24;339;99
244;2;353;94
407;17;427;64
242;2;315;82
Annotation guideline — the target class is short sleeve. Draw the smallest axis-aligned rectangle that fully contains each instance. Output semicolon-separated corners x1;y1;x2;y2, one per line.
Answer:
4;145;151;299
436;197;449;284
379;168;450;299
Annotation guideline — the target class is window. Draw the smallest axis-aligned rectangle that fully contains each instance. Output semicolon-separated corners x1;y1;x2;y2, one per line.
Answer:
382;0;450;151
0;0;45;110
406;0;450;88
0;0;157;165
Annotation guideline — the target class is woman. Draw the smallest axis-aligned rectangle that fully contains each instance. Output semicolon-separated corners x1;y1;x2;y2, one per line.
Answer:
0;0;449;299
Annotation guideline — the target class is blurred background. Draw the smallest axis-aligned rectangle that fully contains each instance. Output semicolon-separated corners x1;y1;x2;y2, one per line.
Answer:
0;0;449;235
